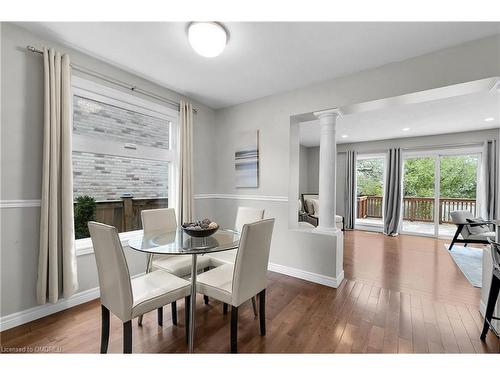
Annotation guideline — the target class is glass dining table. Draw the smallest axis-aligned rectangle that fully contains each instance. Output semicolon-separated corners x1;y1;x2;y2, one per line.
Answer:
128;228;240;353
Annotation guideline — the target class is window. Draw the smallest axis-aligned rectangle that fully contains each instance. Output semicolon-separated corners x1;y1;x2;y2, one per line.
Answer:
355;154;386;227
72;77;178;240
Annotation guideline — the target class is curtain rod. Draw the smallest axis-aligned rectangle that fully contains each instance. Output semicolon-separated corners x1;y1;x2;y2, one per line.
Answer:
27;46;198;114
401;141;485;151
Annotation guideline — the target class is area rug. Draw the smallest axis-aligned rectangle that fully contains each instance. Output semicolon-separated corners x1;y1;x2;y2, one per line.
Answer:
444;244;483;288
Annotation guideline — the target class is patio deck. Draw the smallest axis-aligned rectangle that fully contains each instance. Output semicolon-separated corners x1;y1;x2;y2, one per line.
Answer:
356;217;456;237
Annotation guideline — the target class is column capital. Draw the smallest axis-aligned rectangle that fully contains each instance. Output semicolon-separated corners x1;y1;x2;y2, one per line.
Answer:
313;108;342;119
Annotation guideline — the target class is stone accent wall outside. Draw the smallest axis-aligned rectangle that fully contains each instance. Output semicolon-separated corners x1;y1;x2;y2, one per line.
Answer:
73;151;169;201
73;95;169;149
72;95;170;200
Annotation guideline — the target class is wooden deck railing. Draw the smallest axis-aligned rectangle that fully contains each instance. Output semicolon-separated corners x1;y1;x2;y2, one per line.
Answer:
356;196;476;224
80;196;168;233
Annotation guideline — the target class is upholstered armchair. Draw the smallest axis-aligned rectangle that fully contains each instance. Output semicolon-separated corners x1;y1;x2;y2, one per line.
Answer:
449;210;495;250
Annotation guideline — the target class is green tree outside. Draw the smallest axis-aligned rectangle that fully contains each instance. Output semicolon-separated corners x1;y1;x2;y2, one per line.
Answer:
356;158;384;196
357;155;479;199
403;155;478;199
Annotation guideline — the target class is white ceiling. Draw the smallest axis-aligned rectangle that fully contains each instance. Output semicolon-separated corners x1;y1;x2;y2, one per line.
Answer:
17;22;500;109
299;90;500;147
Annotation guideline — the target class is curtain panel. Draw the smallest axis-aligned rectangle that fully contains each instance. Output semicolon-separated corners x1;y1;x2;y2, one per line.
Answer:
178;100;194;224
344;150;357;229
480;139;498;220
37;48;78;304
383;148;403;236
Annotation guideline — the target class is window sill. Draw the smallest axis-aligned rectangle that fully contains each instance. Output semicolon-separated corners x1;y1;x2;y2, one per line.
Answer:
75;229;143;257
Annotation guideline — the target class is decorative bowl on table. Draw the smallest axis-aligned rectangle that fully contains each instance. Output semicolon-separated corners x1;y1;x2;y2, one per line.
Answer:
181;219;219;237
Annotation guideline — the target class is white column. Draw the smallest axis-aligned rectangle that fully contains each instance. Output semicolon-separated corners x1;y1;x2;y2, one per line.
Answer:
313;108;341;232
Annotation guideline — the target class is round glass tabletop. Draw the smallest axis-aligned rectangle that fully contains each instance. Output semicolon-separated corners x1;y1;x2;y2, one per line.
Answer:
128;228;240;255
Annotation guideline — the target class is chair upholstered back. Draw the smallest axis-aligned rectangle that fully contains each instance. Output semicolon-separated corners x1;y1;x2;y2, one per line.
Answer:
234;207;265;233
301;193;319;215
231;218;275;307
450;210;474;239
141;208;177;235
88;222;133;321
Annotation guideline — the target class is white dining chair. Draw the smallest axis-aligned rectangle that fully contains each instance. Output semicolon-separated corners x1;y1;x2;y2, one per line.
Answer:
207;206;265;316
196;218;275;353
137;208;213;326
208;206;265;266
88;221;191;353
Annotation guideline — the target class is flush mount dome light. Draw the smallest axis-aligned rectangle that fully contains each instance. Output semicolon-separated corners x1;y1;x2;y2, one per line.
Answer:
188;22;228;58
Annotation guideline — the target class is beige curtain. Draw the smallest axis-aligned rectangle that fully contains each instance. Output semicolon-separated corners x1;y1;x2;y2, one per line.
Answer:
178;100;194;224
37;48;78;304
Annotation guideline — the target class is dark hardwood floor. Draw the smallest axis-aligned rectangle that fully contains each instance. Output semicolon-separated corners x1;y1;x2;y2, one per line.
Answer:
1;230;499;353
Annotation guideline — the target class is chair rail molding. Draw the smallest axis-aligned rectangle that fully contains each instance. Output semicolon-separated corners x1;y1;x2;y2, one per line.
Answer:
193;193;288;202
0;199;41;208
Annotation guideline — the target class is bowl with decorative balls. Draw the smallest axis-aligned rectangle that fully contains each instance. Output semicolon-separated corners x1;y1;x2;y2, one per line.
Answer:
181;219;219;237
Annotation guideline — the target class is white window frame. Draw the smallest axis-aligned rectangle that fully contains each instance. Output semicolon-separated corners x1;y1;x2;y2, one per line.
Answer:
71;76;179;254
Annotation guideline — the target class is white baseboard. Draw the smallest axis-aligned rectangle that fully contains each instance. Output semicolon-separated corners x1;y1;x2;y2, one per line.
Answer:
480;300;486;317
0;287;100;332
268;262;344;288
0;264;343;332
480;299;499;331
0;272;145;332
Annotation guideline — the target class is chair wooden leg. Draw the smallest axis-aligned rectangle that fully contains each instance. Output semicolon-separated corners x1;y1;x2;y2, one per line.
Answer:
123;321;132;354
203;267;210;305
251;296;258;318
157;307;163;326
481;275;500;340
231;305;238;353
100;305;110;354
449;225;463;250
185;296;190;343
259;289;266;336
171;301;177;326
223;303;228;315
463;243;468;247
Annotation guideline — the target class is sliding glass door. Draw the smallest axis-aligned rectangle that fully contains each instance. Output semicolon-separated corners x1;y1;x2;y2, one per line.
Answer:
438;154;480;237
402;156;436;236
401;149;481;238
355;154;385;228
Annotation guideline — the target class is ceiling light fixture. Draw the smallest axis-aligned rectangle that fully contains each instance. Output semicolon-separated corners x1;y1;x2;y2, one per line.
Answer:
341;134;348;138
484;117;495;122
187;22;228;58
402;127;410;131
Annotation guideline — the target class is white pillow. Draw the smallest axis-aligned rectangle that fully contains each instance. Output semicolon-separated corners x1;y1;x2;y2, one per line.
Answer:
311;199;320;216
466;218;489;235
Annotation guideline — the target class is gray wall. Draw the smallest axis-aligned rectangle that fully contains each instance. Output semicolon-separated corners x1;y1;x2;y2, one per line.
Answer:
210;33;500;275
298;145;320;195
0;23;217;317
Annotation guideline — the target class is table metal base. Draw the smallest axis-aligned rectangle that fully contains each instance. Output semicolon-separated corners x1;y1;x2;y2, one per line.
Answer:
188;254;197;353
